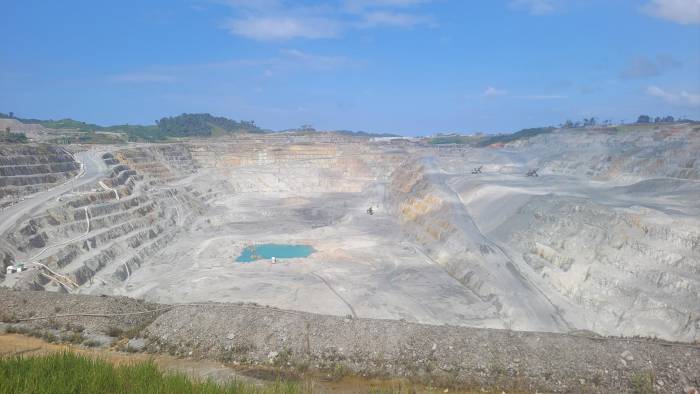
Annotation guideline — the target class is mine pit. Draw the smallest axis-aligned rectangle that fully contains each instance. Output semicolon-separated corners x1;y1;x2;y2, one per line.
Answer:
1;127;699;343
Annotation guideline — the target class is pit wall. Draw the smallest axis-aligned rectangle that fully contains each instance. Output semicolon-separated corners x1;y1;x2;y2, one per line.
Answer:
499;196;700;341
186;141;404;193
1;140;406;290
509;125;700;180
383;159;568;333
0;144;80;207
385;157;700;341
1;145;210;289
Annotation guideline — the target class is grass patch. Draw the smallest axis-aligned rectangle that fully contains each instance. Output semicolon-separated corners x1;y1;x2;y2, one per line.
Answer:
328;363;350;381
630;370;654;394
63;332;85;344
105;326;124;338
106;322;150;340
476;127;555;147
427;134;482;145
82;339;102;348
0;352;299;394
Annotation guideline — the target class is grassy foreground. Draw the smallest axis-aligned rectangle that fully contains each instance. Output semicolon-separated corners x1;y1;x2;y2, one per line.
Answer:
0;352;298;394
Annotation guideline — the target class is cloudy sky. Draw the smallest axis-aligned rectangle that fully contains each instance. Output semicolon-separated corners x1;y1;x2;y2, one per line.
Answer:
1;0;699;135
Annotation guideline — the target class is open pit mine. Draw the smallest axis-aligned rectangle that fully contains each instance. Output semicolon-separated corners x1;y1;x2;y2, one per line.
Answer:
2;123;698;342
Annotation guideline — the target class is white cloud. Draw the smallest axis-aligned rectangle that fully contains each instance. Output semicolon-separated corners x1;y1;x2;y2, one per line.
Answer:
484;86;508;96
360;11;432;27
642;0;700;24
647;86;700;106
343;0;430;10
509;0;556;15
224;16;340;40
222;0;434;41
112;48;351;84
280;49;349;69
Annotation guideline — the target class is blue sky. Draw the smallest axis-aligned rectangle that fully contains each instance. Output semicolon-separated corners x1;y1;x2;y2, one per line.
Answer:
1;0;699;135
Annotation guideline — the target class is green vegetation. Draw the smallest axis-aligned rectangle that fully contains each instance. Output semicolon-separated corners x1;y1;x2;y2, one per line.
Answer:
103;124;160;142
157;113;262;138
1;132;29;143
333;130;400;138
427;134;482;145
427;127;554;147
49;131;127;145
0;112;263;142
27;118;102;132
0;352;298;394
630;370;654;394
0;113;103;132
104;322;149;340
635;114;700;124
476;127;554;147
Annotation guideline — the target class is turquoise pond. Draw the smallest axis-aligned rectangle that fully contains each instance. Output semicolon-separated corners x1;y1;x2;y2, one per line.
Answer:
236;244;315;262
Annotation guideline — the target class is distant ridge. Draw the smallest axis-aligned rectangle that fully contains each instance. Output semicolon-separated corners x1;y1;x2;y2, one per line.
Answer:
0;112;262;142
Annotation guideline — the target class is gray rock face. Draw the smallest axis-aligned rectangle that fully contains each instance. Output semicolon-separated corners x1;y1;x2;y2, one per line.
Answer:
385;125;700;341
0;144;80;207
127;337;147;352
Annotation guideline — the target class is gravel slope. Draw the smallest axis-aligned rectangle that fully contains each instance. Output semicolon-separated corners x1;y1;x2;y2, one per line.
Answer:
1;289;697;393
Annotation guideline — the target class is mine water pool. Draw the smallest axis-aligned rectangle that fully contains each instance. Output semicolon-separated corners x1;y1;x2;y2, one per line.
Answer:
235;244;315;262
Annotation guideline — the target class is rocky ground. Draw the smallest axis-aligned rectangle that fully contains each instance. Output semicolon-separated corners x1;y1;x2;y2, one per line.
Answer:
1;289;698;393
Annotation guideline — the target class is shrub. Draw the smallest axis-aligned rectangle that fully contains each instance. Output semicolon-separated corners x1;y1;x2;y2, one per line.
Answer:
630;371;654;394
105;326;123;337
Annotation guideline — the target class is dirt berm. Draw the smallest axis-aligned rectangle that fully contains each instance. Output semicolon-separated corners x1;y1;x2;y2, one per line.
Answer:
1;288;698;393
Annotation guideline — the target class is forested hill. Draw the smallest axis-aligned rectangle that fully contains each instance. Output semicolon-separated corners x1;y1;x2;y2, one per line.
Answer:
0;112;263;141
156;113;262;137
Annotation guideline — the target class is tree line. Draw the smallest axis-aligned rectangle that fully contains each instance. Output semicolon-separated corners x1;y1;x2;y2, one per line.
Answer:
559;115;690;128
1;112;264;142
155;113;262;137
636;115;677;124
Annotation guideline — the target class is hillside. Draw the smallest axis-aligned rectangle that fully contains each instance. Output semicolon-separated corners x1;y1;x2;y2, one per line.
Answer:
156;113;262;138
0;112;263;142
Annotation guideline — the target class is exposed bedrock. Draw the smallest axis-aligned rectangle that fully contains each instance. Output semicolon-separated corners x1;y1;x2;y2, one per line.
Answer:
496;196;700;341
445;175;698;340
186;140;402;193
2;144;208;292
509;125;700;180
1;127;698;342
0;144;80;207
386;159;571;333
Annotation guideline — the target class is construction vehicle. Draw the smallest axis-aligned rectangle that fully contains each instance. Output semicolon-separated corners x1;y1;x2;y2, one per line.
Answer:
5;263;27;275
526;168;539;177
